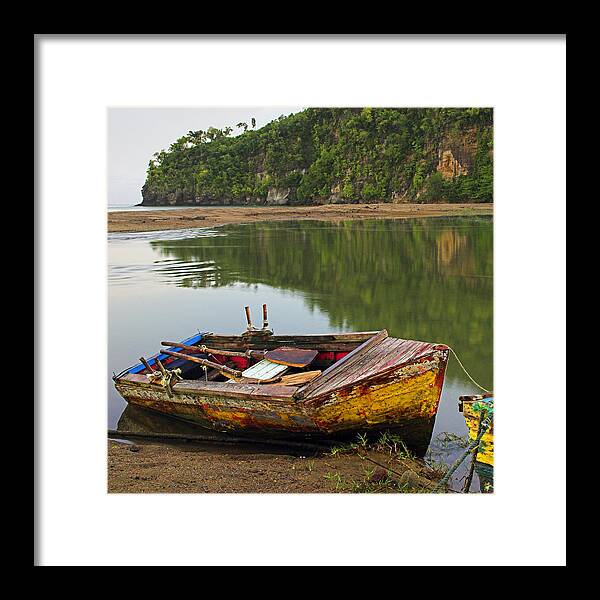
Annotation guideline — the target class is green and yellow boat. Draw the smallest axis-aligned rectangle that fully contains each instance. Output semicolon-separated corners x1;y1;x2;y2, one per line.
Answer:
459;393;494;492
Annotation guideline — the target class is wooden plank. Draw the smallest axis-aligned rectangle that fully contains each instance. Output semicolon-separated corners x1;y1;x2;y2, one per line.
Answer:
173;380;298;399
307;336;393;396
227;375;283;384
241;359;289;381
295;330;388;399
279;370;322;386
201;331;381;351
315;338;435;394
204;332;380;342
353;339;437;383
352;338;408;374
201;340;366;352
118;375;299;399
310;331;390;389
300;337;441;400
264;347;318;368
304;331;389;393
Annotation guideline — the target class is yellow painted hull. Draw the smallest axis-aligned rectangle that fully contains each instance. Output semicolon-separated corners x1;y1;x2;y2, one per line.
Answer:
115;351;448;445
461;399;494;466
310;368;443;432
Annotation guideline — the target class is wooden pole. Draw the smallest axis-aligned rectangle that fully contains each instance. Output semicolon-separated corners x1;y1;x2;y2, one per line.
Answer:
244;305;253;330
160;341;247;359
161;349;243;378
139;356;154;374
262;303;269;329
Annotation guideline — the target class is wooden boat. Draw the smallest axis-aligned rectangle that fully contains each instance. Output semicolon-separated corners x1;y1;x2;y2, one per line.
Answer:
458;394;494;466
113;305;449;446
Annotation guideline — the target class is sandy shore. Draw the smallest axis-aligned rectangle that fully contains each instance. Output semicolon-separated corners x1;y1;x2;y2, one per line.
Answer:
108;203;493;233
107;439;444;493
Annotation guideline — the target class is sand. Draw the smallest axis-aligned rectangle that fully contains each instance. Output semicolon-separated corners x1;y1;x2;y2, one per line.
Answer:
107;439;444;493
108;203;493;233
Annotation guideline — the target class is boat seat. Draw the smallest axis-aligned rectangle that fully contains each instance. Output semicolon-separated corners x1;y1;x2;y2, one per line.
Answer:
240;359;289;381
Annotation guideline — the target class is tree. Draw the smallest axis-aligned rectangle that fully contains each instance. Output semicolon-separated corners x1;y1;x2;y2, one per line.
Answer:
206;127;223;141
424;172;444;201
187;130;205;145
143;108;493;206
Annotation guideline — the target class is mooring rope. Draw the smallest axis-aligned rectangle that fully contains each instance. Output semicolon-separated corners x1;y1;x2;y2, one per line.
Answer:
445;345;493;394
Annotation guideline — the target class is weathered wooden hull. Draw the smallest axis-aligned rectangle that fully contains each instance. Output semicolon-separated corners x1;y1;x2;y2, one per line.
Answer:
114;346;448;447
115;380;313;434
307;354;447;433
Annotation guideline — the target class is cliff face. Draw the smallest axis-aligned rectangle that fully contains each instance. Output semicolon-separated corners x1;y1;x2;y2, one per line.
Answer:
436;127;479;179
142;108;493;206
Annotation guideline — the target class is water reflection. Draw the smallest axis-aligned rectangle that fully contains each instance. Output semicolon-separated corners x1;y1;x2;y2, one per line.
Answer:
147;218;493;387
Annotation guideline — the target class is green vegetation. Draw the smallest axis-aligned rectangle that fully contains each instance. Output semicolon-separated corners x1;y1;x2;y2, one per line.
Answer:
324;432;446;493
142;108;493;205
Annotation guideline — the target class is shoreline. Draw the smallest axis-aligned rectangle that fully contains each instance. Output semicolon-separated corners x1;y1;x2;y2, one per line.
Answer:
107;439;445;493
108;202;493;234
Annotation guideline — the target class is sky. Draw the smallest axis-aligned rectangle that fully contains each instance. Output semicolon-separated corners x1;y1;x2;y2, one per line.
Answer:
108;107;304;206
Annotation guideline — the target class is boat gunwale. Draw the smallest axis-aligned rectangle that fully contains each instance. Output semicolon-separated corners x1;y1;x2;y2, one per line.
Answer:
203;331;382;341
114;330;448;407
115;374;300;400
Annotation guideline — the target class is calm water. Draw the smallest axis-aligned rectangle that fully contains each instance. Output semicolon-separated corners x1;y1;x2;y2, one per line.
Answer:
108;217;493;489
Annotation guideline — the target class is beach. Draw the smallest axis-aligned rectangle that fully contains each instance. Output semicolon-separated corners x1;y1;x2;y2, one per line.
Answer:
108;203;493;233
108;439;444;493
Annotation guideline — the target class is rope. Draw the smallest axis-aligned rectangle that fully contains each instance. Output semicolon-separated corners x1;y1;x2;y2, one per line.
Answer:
145;367;182;389
445;346;493;394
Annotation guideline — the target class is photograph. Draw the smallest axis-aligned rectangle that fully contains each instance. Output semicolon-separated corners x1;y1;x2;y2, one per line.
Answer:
36;34;566;567
107;106;494;494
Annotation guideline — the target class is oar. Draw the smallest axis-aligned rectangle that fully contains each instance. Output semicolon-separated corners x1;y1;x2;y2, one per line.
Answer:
161;349;243;378
160;341;249;359
139;356;154;374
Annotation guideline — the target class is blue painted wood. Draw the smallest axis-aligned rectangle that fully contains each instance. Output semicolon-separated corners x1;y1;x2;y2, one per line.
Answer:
128;333;204;374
